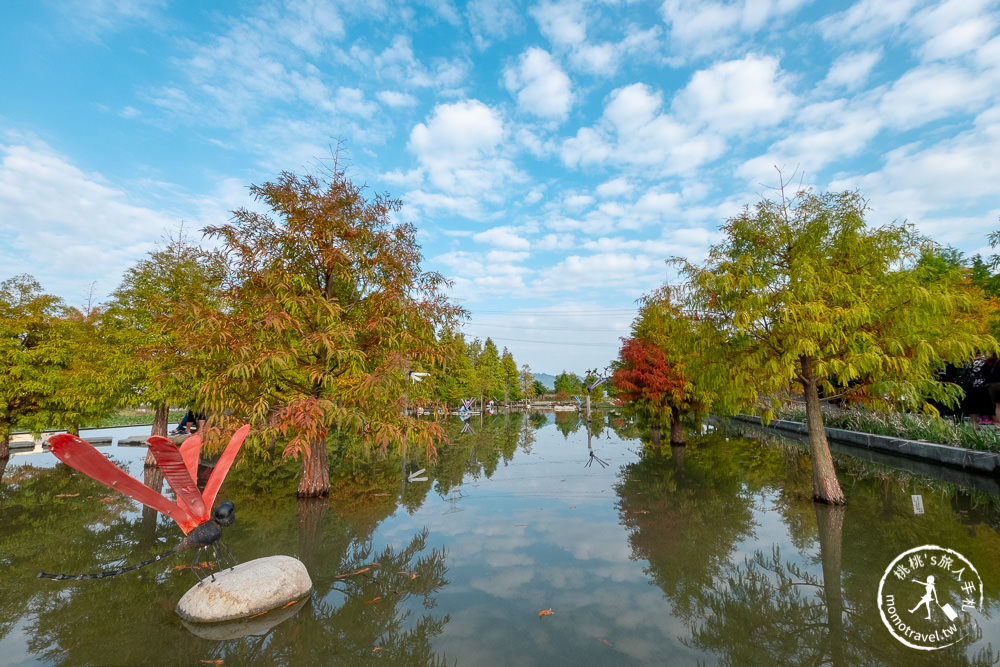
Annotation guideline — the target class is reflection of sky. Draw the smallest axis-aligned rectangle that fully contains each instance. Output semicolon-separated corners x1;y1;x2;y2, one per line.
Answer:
380;424;709;665
378;421;1000;666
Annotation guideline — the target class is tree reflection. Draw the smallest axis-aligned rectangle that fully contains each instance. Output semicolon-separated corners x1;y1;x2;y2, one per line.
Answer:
4;455;453;666
615;434;763;622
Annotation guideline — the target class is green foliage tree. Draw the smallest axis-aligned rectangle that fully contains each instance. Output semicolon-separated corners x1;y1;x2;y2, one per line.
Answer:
679;188;996;504
519;364;536;398
178;166;463;497
474;337;503;406
553;370;582;398
28;302;122;435
0;275;65;459
531;379;549;397
500;348;521;402
103;229;226;437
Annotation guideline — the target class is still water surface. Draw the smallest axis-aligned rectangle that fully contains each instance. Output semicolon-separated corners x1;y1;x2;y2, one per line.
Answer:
1;413;998;665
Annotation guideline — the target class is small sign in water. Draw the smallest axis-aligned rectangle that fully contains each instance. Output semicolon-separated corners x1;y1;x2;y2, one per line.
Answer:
911;494;924;514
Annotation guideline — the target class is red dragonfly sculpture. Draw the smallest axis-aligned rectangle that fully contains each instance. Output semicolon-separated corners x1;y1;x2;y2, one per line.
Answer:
38;424;251;582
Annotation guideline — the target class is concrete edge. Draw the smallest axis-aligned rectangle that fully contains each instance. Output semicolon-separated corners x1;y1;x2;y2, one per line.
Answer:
731;415;1000;477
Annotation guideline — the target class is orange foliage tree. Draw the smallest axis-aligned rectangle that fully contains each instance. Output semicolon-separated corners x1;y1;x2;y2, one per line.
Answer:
176;164;464;496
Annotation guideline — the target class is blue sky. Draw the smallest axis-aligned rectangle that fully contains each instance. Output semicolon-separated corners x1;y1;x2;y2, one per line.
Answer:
2;0;998;375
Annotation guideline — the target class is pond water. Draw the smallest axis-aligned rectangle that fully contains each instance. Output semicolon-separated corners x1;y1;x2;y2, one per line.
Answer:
1;413;999;666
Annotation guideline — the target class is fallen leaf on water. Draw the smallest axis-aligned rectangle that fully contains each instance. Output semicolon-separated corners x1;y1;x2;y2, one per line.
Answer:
599;638;613;647
373;647;383;653
248;611;268;619
99;496;113;503
281;600;298;609
365;596;382;605
56;493;80;498
538;608;554;617
398;571;417;580
336;567;370;578
200;660;224;665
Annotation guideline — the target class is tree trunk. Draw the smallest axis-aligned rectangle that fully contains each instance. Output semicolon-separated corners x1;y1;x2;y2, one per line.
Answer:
671;444;685;470
146;404;170;467
152;404;169;437
669;406;684;445
650;424;662;449
0;454;8;482
0;433;9;461
800;356;846;505
815;503;847;667
139;466;165;548
298;436;330;497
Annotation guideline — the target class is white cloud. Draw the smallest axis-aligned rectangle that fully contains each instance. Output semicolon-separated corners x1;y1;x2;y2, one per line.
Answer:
473;226;531;250
466;0;523;48
661;0;809;59
376;90;418;108
561;83;725;174
597;177;633;198
737;98;883;185
503;47;573;120
531;1;587;47
49;0;166;41
879;63;993;130
912;0;998;61
822;50;882;90
818;0;918;44
408;99;520;198
829;106;1000;248
0;140;180;301
534;252;662;292
673;54;797;134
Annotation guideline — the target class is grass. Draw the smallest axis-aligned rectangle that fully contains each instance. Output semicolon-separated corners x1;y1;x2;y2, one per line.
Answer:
11;410;188;433
81;409;188;429
774;406;1000;453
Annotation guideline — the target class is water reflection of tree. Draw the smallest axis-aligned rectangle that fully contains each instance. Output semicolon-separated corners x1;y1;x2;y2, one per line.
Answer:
615;434;763;622
429;414;522;496
647;427;1000;666
554;410;583;438
4;459;452;666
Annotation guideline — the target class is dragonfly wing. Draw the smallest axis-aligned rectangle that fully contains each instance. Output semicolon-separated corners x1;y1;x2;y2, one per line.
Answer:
179;435;202;482
201;424;251;510
48;434;195;533
147;437;207;526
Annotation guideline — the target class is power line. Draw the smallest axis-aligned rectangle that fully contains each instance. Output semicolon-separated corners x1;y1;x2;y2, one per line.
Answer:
476;335;622;348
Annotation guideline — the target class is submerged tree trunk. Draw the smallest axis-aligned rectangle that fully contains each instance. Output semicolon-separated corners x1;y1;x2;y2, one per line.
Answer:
298;496;330;571
800;356;846;505
815;503;847;667
298;436;330;497
669;406;684;445
0;454;8;481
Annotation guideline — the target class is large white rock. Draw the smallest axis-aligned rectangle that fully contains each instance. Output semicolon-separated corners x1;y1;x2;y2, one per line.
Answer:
175;555;312;623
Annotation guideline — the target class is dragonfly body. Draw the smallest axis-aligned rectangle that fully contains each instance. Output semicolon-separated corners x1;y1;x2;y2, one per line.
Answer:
39;427;250;583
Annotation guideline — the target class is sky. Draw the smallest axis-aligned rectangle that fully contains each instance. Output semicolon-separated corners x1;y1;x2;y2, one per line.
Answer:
1;0;999;376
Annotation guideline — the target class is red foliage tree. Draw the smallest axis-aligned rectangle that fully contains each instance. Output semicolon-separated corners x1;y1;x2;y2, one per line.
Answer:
613;336;694;445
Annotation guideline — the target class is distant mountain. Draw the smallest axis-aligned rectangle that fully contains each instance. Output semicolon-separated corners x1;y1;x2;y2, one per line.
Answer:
531;372;556;390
